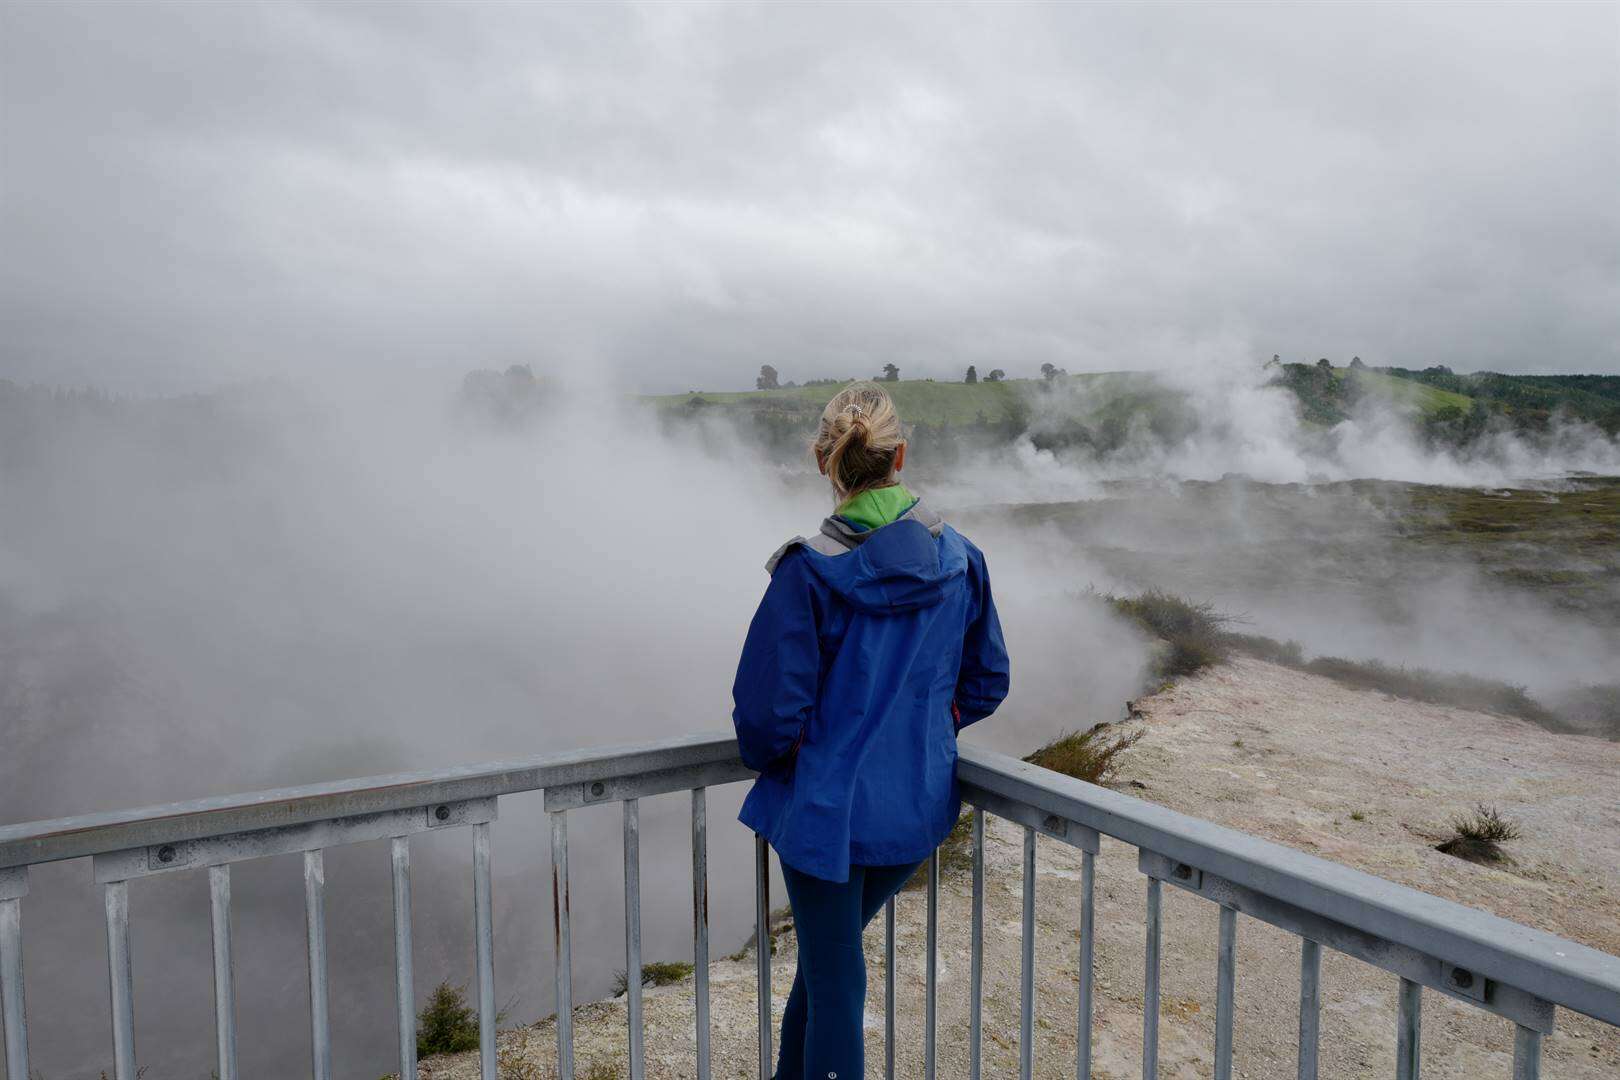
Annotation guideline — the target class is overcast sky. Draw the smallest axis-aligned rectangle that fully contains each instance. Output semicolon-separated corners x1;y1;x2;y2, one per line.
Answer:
1;1;1616;394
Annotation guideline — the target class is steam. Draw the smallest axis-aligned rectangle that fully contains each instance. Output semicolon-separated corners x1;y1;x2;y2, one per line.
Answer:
3;362;1616;1075
0;377;1145;1077
930;360;1620;500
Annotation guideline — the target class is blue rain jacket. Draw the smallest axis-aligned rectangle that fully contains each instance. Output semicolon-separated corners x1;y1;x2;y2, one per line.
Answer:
732;501;1010;882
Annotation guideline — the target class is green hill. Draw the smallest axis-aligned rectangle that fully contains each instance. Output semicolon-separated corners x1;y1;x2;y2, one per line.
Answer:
1338;369;1474;413
651;377;1031;426
642;363;1619;456
648;371;1185;428
1380;368;1620;433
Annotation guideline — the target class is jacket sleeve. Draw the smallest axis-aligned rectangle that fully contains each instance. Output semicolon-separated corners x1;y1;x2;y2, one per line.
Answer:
955;545;1010;729
732;549;824;772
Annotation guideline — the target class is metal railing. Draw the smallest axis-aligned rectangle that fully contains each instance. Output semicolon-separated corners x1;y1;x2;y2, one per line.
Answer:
0;731;1616;1080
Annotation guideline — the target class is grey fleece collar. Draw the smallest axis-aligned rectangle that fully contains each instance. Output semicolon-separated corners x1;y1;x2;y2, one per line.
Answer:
764;500;946;574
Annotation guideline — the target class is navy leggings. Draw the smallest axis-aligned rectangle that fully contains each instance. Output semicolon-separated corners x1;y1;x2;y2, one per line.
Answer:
774;856;922;1080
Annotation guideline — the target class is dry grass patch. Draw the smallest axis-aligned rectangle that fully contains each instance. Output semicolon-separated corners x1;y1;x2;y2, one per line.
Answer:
1436;804;1523;864
1023;724;1143;785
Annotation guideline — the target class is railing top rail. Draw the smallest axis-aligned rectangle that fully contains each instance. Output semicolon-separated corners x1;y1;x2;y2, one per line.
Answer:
5;729;1617;1030
957;743;1620;1027
0;731;741;870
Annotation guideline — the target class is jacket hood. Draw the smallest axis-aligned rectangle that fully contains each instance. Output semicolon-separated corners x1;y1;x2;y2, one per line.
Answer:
771;501;968;614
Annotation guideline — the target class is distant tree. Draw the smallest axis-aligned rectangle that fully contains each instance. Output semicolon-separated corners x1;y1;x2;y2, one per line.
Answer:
985;369;1006;383
964;365;978;384
1265;354;1281;369
880;363;900;382
756;365;780;390
459;363;547;427
1423;365;1454;377
1316;358;1332;370
1349;356;1365;369
1040;363;1066;381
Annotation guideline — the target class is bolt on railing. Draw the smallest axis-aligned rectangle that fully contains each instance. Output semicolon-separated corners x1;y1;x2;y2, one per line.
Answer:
1;731;1617;1080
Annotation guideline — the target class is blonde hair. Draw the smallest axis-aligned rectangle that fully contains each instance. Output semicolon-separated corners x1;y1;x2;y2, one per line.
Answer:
813;382;904;501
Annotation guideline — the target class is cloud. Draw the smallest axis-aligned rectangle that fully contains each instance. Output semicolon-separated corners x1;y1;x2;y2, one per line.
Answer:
2;1;1616;390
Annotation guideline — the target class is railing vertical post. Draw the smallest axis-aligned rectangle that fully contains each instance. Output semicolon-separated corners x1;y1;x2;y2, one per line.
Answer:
1512;1025;1541;1080
1;884;29;1080
884;896;896;1080
691;789;711;1080
208;865;239;1080
969;809;985;1080
1077;849;1095;1080
103;880;136;1080
551;811;574;1080
391;837;416;1080
473;822;496;1080
926;849;939;1080
1214;905;1237;1080
1142;876;1162;1080
1297;938;1321;1080
755;834;772;1080
304;849;332;1080
1396;978;1421;1080
1020;826;1036;1080
623;798;645;1080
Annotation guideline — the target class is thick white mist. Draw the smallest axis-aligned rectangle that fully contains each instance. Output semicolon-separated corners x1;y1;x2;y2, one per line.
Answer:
0;375;1146;1078
951;360;1620;493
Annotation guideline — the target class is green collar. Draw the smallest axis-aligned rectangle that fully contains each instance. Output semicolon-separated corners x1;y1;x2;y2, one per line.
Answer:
835;483;916;531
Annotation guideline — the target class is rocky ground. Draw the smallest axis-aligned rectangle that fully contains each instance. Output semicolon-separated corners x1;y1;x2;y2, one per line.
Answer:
419;655;1620;1079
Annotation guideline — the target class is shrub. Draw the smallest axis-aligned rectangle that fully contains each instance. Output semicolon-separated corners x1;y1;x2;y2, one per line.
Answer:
1023;725;1143;785
1436;804;1523;864
613;960;694;996
1106;590;1233;681
1222;630;1574;734
496;1046;548;1080
417;981;480;1058
1222;632;1304;667
1550;683;1620;739
1299;657;1562;730
1107;589;1577;734
903;811;976;891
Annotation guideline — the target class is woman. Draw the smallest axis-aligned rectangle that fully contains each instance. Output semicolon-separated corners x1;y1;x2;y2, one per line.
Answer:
732;381;1010;1080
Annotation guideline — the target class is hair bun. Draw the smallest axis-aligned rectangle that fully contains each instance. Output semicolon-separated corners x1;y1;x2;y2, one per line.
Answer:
814;381;904;500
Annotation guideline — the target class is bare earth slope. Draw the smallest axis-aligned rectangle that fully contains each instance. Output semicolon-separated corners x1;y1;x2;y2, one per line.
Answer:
423;656;1620;1079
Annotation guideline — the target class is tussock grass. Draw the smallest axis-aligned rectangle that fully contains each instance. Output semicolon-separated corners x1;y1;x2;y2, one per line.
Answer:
1023;725;1143;785
612;960;695;996
1106;589;1234;681
495;1046;549;1080
904;811;976;891
1296;656;1562;729
1551;683;1620;739
1437;804;1523;864
1106;588;1581;735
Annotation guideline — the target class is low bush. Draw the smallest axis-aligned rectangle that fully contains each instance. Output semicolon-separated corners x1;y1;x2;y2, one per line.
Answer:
1106;590;1234;681
1436;804;1523;864
1107;590;1573;732
613;960;695;996
1550;683;1620;739
417;981;479;1058
903;811;976;891
1299;657;1562;729
1023;724;1143;785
